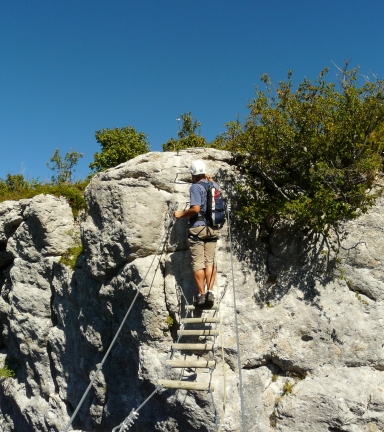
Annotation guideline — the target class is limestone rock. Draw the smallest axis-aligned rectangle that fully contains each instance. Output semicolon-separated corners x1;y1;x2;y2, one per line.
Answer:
1;150;384;432
0;194;76;431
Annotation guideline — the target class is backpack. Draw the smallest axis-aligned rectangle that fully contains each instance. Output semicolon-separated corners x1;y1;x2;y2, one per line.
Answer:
198;181;226;227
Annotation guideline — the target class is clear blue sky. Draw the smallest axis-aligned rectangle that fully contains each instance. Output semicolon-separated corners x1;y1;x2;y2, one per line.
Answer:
1;0;384;181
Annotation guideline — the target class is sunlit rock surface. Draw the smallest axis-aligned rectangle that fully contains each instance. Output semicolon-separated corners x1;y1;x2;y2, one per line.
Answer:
1;149;384;432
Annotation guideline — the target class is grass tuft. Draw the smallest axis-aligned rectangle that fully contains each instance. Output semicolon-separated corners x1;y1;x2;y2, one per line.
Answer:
282;380;294;395
60;245;83;270
165;315;174;328
0;365;16;380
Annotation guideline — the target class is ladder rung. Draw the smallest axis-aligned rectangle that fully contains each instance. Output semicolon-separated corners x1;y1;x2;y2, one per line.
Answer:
185;305;219;310
177;330;219;336
166;360;216;368
171;343;213;351
158;379;214;391
181;317;218;324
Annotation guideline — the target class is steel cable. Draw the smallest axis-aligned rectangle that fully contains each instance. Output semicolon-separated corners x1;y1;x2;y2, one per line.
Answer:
62;204;178;432
226;203;246;431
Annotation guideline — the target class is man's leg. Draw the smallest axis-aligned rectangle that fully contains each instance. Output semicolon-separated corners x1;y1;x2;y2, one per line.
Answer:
188;229;206;300
205;265;216;292
204;237;217;306
193;269;206;295
204;237;217;292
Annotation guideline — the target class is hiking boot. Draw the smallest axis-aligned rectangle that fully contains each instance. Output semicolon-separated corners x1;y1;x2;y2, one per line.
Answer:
194;294;206;308
205;291;215;307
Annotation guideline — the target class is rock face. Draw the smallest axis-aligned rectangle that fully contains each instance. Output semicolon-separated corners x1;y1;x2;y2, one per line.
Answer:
1;148;384;432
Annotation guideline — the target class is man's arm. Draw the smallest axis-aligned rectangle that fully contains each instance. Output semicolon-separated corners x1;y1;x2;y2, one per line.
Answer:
174;205;200;219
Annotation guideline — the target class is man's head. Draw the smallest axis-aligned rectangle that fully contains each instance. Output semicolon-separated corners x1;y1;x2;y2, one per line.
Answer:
190;160;206;183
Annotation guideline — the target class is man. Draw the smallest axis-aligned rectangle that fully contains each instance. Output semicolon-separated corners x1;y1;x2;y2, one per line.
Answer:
173;160;220;307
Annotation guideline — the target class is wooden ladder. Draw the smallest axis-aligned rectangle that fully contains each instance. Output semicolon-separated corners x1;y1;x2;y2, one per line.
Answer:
158;304;219;392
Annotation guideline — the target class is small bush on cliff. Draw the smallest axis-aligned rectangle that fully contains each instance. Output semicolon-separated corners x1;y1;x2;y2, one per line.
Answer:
162;112;207;152
0;365;16;381
0;174;88;219
212;65;384;234
60;244;83;270
90;126;150;172
283;380;294;395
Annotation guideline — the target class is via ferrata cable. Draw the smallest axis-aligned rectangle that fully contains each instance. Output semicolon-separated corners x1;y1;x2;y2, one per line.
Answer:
62;204;177;432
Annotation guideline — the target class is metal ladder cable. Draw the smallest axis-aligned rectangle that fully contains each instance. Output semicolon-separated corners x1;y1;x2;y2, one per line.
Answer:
62;204;178;432
112;280;221;431
111;282;194;431
208;235;229;432
226;204;246;432
112;202;228;431
216;297;227;432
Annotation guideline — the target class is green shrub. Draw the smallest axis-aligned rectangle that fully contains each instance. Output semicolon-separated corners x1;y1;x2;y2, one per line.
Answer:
0;175;88;219
90;126;149;172
269;411;277;427
60;245;83;270
355;291;369;306
212;66;384;234
162;112;207;152
0;365;16;380
165;315;174;328
283;380;294;395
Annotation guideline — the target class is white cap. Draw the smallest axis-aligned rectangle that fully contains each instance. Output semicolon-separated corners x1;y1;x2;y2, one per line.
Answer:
190;160;206;175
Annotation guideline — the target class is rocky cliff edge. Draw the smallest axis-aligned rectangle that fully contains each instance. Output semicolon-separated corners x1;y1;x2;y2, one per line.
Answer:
1;148;384;432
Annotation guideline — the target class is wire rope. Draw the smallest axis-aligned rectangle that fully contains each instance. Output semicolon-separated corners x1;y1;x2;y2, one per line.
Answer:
110;200;236;431
111;282;193;431
216;294;227;432
226;204;246;432
62;204;177;432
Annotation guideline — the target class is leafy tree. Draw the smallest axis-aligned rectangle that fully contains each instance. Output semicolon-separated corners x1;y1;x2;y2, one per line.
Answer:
46;149;83;184
217;66;384;234
210;116;243;151
162;112;207;151
90;126;149;172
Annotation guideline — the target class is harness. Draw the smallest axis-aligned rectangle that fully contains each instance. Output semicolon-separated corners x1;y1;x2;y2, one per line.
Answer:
188;225;218;242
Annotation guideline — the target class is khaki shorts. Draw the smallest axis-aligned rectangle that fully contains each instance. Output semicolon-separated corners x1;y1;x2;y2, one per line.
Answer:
188;226;219;271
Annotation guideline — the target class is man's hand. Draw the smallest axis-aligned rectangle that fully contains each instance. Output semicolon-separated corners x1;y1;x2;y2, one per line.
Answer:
173;206;200;219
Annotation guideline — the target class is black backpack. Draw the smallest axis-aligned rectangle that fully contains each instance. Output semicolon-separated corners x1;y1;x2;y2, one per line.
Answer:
198;181;226;227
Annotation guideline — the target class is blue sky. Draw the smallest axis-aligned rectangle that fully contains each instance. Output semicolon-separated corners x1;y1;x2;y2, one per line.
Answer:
1;1;384;181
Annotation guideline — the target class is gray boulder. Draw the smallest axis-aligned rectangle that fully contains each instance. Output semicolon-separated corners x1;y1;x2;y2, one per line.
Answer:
0;149;383;432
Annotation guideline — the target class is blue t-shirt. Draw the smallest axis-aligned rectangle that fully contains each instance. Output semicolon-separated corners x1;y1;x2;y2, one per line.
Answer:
189;179;220;228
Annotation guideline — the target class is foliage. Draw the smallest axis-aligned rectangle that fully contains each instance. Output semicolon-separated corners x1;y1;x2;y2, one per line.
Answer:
162;112;207;152
0;365;16;380
46;148;83;183
283;380;294;395
90;126;150;172
214;66;384;233
269;411;277;427
47;182;88;219
0;174;88;219
60;244;83;270
210;116;243;151
355;291;369;306
165;315;174;328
